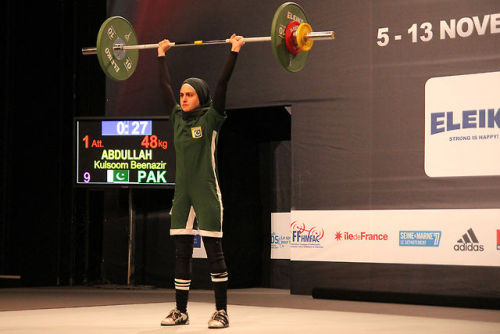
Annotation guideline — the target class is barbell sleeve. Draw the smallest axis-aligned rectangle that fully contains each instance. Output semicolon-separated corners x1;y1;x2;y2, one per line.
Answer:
82;47;98;55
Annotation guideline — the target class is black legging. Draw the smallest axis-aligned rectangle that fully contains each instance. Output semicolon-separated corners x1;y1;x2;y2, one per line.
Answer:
174;235;227;279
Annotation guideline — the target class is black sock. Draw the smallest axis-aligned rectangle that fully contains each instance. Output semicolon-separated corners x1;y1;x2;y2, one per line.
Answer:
173;235;194;314
176;289;189;313
175;278;191;313
211;272;228;311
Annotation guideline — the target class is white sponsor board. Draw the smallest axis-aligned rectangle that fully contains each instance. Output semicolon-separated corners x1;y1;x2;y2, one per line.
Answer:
425;71;500;177
271;212;291;260
290;209;500;266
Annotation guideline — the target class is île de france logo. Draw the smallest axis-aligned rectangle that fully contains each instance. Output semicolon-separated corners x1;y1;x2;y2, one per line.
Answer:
290;221;324;245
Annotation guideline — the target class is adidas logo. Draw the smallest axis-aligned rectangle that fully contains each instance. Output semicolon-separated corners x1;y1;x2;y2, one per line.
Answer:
453;228;484;252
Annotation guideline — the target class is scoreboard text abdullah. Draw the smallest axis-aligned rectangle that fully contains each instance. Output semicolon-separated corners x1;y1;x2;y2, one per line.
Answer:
75;118;175;186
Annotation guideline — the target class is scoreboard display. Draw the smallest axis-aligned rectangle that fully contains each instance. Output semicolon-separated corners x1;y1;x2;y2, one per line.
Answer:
74;117;175;186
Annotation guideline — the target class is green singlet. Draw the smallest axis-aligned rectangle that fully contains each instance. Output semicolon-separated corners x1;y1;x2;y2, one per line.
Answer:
170;105;226;237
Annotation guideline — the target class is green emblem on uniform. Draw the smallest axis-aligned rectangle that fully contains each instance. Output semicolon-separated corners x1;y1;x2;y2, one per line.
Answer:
191;126;203;139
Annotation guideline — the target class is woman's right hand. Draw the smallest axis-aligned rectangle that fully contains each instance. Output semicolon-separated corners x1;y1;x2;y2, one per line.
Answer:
158;39;171;57
229;34;245;53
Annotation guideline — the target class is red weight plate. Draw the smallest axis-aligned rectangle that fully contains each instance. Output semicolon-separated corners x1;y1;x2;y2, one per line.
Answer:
285;20;302;55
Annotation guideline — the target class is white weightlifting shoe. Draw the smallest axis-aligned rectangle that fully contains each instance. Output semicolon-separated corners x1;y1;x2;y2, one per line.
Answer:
161;309;189;326
208;309;229;329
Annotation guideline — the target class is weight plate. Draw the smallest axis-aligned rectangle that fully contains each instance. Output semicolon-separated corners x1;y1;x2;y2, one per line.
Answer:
285;21;302;55
296;23;313;51
271;2;310;72
96;16;138;81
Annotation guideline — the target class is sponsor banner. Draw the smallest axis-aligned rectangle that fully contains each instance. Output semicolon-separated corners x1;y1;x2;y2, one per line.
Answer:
425;71;500;177
271;212;291;260
291;209;500;266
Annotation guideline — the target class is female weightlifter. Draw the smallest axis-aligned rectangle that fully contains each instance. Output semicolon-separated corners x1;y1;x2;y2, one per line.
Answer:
157;33;245;329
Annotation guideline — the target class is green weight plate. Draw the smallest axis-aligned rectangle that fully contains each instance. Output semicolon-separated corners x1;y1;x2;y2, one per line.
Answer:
96;16;138;81
271;2;309;73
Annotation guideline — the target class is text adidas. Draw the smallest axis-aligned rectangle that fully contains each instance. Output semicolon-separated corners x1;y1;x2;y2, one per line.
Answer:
453;243;484;252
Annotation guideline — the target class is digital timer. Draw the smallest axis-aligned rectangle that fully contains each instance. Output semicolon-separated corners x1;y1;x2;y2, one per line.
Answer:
101;120;152;136
74;117;175;187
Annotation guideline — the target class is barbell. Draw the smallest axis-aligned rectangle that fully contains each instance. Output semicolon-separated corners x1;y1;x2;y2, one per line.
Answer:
81;2;335;81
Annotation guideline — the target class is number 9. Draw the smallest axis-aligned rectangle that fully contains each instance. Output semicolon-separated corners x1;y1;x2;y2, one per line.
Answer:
83;172;91;183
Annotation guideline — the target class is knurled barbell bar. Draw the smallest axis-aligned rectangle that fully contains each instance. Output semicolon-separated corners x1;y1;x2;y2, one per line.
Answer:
81;2;335;80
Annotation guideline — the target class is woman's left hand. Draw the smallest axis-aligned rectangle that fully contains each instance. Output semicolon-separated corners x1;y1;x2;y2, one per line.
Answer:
229;34;245;52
